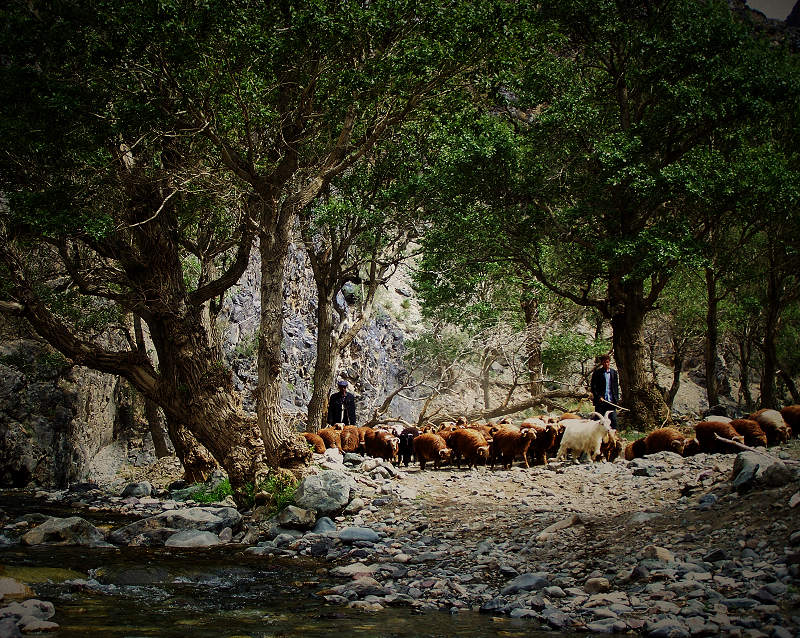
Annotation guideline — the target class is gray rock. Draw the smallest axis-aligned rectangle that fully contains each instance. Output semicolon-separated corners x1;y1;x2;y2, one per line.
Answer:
721;597;758;609
17;617;59;633
702;548;728;563
109;507;241;544
312;517;336;533
501;572;550;595
21;516;107;547
586;617;623;634
17;599;55;621
338;527;379;544
272;533;298;548
541;607;571;628
164;530;221;547
732;451;792;493
543;586;566;598
275;506;316;530
0;618;21;638
121;481;153;498
645;617;690;637
293;470;357;517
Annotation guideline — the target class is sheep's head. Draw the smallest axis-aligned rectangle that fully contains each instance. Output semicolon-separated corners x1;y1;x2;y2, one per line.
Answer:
439;448;453;461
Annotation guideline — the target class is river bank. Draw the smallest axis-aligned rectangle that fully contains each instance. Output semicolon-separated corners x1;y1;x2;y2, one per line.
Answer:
2;441;800;637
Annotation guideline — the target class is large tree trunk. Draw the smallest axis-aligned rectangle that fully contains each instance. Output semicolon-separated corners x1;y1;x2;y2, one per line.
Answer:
665;337;685;410
737;337;755;412
609;279;670;430
257;224;312;470
521;294;544;397
306;288;339;432
144;398;171;459
704;268;720;408
147;307;267;501
164;417;217;482
760;270;781;409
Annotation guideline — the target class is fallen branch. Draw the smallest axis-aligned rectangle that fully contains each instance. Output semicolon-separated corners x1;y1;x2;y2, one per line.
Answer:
713;433;800;465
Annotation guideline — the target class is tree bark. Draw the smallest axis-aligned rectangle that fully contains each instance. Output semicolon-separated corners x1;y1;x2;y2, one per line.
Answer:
144;398;171;459
306;287;339;432
760;267;781;409
665;337;685;410
738;337;755;412
521;294;544;397
609;278;670;430
704;268;720;408
257;222;311;470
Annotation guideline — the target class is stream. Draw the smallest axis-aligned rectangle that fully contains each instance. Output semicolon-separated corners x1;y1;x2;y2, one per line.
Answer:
0;491;554;637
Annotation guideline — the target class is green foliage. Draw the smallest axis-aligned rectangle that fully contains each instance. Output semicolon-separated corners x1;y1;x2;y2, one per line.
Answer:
191;478;233;504
233;331;259;359
244;474;297;513
542;331;608;378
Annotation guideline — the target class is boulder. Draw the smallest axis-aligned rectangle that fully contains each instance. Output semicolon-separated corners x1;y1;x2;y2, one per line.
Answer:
109;507;241;545
501;572;550;595
731;451;793;493
275;506;316;530
0;578;34;600
21;517;108;547
293;470;357;517
164;530;221;548
338;527;380;544
121;482;153;498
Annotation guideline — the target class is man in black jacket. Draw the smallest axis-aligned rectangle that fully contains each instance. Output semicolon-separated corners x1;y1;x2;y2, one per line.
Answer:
327;379;357;426
590;354;620;429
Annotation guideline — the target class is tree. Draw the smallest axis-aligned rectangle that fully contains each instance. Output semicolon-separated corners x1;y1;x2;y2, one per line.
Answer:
419;0;799;429
1;0;527;490
300;125;429;432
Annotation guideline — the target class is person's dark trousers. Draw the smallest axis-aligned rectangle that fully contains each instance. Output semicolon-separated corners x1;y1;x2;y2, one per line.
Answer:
594;403;618;430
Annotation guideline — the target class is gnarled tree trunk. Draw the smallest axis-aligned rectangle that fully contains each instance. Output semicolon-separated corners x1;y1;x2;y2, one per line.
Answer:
609;278;670;430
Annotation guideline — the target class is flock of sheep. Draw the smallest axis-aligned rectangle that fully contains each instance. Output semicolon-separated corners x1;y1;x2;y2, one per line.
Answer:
302;405;800;470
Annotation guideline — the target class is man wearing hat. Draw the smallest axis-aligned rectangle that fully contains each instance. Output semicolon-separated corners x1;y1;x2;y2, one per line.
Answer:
327;379;357;426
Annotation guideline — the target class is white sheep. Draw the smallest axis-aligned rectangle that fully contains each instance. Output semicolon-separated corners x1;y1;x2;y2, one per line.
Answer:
555;411;614;463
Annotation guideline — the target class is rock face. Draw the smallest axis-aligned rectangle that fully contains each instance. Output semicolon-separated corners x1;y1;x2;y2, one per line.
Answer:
220;243;412;422
0;339;119;488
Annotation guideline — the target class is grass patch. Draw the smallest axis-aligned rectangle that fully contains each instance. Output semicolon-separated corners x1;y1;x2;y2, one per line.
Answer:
191;478;234;503
245;473;297;513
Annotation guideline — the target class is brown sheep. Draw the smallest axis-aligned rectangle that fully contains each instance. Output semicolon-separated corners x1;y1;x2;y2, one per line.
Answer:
682;438;702;456
365;429;399;463
302;432;326;454
625;437;646;460
780;405;800;437
413;433;452;470
340;426;362;453
467;422;495;440
558;412;580;421
448;428;490;469
523;422;559;465
694;421;745;453
749;409;791;445
643;428;691;456
490;428;536;469
729;418;768;448
318;427;342;451
598;429;624;462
